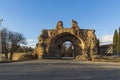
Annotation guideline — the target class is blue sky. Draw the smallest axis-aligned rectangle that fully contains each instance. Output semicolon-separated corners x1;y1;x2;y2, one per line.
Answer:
0;0;120;47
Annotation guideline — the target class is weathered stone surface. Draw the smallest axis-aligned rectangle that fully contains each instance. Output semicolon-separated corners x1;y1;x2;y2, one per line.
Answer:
34;20;98;60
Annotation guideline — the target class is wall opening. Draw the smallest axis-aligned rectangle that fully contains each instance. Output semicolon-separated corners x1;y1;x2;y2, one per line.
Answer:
61;41;74;58
48;32;83;58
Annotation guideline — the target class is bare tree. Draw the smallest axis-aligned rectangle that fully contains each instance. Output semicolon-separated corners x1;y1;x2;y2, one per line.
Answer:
61;43;67;57
1;28;26;60
1;28;9;59
66;45;73;57
8;31;26;60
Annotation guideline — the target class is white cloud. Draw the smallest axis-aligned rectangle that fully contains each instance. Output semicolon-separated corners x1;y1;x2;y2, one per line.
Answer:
27;39;37;43
26;39;37;48
99;34;113;45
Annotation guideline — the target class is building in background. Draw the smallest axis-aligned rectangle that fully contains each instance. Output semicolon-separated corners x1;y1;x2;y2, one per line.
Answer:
99;44;113;55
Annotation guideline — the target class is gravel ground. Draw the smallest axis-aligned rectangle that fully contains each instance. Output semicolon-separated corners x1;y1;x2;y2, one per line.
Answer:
0;60;120;80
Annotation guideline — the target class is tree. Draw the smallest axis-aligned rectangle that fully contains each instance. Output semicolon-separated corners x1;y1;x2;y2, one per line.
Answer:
61;42;73;57
66;45;73;57
118;27;120;54
1;28;26;60
113;29;118;54
8;31;26;60
96;39;100;54
1;28;9;59
61;43;67;57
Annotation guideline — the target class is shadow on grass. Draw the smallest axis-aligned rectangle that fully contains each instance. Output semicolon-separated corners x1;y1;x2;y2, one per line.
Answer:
0;59;37;64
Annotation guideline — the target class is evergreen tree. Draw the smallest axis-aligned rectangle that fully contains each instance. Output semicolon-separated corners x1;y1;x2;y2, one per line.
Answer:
113;29;118;54
118;27;120;54
96;39;100;54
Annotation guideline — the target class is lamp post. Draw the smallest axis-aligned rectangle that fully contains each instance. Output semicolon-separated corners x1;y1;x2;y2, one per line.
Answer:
72;45;75;59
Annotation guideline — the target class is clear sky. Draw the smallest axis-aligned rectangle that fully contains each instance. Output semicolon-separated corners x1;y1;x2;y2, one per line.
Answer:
0;0;120;47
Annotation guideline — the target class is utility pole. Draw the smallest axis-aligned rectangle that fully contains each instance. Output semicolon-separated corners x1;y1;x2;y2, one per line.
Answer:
0;19;3;55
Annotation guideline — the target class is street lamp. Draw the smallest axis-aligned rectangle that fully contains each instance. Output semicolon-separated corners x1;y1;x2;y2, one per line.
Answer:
72;45;75;59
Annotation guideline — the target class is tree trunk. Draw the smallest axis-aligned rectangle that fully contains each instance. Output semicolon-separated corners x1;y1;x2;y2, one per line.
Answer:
5;53;8;60
10;51;13;60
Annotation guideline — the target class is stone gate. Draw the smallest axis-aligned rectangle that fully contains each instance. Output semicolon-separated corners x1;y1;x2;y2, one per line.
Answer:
34;20;98;60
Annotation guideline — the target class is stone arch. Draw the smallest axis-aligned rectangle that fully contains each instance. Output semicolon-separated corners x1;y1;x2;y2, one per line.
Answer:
47;32;84;58
35;20;98;60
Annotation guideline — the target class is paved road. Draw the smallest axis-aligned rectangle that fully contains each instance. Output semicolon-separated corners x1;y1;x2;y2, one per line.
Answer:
0;60;120;80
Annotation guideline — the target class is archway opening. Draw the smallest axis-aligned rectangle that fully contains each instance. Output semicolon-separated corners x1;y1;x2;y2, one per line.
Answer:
61;41;74;59
48;32;83;59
